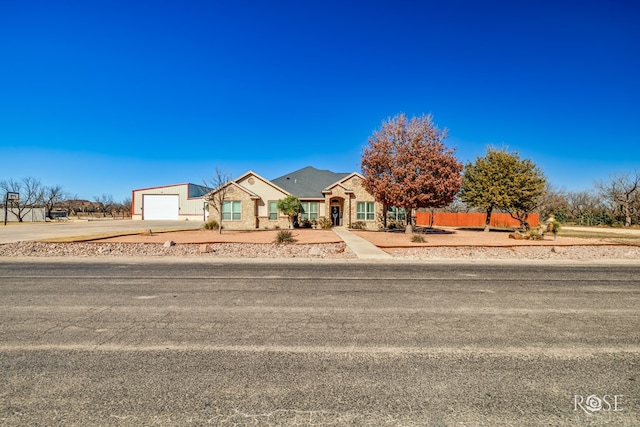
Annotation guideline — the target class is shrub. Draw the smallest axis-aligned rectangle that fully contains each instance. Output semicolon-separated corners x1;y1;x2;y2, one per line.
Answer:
203;219;219;230
351;221;367;230
318;217;333;229
275;230;297;244
300;218;313;228
411;233;425;243
526;228;544;240
387;220;405;230
277;195;302;229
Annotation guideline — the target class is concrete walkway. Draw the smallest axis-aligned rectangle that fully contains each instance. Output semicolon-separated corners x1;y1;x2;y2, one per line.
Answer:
332;227;393;260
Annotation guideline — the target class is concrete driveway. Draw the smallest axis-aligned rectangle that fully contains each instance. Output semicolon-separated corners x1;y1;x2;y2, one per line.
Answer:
0;220;204;244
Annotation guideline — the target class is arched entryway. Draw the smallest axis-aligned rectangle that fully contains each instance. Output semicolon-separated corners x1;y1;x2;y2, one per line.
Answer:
329;197;344;226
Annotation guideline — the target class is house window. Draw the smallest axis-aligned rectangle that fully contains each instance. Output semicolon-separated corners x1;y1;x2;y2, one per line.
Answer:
388;206;406;222
300;202;319;220
357;202;375;221
268;201;278;221
222;201;241;220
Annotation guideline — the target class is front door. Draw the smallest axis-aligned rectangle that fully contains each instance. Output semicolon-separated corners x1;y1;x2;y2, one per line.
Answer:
331;205;340;226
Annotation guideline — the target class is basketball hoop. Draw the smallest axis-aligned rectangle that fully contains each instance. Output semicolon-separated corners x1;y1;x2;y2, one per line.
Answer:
4;192;19;225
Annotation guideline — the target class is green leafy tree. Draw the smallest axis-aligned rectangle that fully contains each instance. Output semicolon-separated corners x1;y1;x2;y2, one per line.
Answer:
361;113;463;230
459;148;547;231
277;195;301;228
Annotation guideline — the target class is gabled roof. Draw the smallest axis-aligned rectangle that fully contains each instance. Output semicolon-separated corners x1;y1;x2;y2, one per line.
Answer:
323;172;365;194
271;166;350;199
235;170;291;196
206;180;260;199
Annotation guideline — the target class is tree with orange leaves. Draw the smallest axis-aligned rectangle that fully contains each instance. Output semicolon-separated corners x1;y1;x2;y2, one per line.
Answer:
361;113;463;230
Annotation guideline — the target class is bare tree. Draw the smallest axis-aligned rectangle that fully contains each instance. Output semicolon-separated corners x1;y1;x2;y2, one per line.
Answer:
94;194;117;217
120;197;132;217
565;191;610;226
0;177;45;222
537;184;569;222
566;191;593;221
596;170;640;227
442;197;471;213
42;185;70;218
204;168;232;234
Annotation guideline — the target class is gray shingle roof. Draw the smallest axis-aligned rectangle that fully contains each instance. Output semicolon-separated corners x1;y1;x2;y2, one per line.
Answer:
271;166;350;199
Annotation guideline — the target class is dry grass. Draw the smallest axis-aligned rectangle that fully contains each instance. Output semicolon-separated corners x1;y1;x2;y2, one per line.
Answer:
558;229;640;246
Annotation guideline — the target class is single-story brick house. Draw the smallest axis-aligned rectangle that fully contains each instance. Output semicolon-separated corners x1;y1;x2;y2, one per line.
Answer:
207;166;402;230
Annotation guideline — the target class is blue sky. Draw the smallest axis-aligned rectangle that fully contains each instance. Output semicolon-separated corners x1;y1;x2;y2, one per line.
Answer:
1;0;638;202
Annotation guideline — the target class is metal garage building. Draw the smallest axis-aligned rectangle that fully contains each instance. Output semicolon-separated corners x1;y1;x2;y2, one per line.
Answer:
131;183;211;221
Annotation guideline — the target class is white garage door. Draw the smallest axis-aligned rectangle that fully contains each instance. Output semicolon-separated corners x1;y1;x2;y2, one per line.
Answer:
143;194;179;220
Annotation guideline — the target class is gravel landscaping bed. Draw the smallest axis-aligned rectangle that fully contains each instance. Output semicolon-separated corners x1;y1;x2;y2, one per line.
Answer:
387;245;640;260
1;241;639;260
0;241;354;259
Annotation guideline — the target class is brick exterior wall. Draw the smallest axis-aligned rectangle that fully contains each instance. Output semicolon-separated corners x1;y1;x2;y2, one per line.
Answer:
208;185;258;230
257;214;291;229
324;175;382;231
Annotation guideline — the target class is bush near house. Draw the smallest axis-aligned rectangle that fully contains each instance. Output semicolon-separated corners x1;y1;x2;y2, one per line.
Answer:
299;219;313;228
275;230;297;244
317;217;333;229
203;219;220;230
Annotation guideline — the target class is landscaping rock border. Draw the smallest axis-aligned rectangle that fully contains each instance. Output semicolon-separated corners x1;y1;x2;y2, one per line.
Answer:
1;241;639;260
0;241;354;259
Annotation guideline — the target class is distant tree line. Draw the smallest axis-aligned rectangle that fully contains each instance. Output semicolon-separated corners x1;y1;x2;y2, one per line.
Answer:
0;177;131;221
536;170;640;227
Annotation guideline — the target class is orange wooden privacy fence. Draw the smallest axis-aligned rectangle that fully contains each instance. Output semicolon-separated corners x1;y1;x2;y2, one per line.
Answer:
415;212;540;228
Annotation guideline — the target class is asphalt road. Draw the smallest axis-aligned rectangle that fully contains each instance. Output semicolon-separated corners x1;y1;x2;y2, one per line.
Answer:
0;261;638;426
